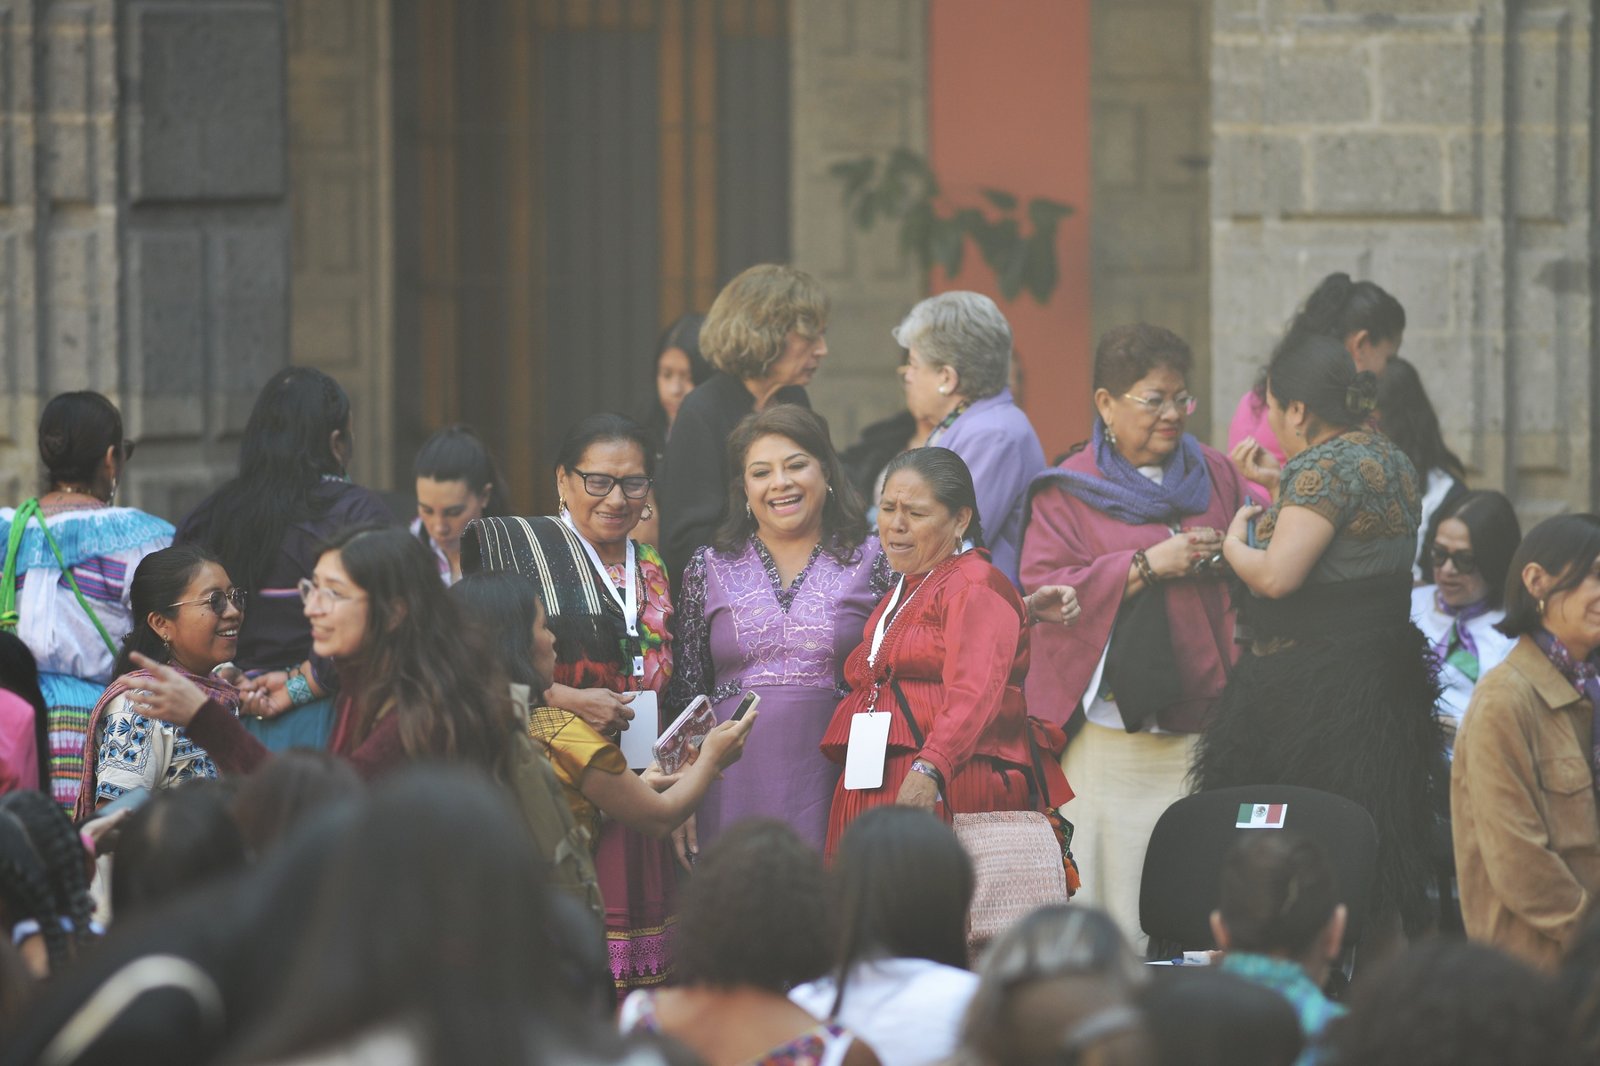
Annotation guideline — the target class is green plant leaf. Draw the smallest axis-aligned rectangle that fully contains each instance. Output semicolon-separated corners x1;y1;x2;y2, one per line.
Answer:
930;216;965;277
830;157;877;202
901;201;935;270
982;188;1018;211
1026;198;1073;230
1022;230;1059;303
995;238;1029;300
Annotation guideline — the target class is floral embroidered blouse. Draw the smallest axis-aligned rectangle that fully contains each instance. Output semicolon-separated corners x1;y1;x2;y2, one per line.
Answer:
1258;429;1420;584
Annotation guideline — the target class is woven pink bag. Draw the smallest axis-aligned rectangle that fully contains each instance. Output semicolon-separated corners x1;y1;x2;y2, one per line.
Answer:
955;811;1071;953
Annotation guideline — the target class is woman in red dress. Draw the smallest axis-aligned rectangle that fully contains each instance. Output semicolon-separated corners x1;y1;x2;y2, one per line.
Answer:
822;448;1072;856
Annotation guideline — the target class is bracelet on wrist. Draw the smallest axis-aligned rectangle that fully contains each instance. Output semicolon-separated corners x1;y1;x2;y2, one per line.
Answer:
1132;549;1161;586
285;667;316;708
910;759;943;786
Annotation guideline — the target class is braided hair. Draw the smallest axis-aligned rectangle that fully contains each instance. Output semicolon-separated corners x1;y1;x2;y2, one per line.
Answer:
0;791;96;962
0;811;71;973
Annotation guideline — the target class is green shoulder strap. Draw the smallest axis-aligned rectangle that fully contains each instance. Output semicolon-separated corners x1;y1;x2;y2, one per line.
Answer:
0;499;119;658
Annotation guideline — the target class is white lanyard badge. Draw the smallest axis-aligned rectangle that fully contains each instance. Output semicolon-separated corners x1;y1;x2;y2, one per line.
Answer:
561;513;639;639
868;575;910;667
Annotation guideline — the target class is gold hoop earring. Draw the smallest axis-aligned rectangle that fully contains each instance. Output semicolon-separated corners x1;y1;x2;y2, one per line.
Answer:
558;495;568;514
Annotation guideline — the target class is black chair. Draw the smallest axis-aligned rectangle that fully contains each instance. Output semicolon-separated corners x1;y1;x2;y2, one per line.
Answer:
1139;785;1378;969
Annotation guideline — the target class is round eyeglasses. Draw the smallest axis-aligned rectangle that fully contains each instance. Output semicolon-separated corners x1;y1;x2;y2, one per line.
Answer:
168;588;247;613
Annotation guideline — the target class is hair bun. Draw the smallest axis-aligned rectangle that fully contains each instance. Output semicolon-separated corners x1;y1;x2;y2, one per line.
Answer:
1345;371;1379;417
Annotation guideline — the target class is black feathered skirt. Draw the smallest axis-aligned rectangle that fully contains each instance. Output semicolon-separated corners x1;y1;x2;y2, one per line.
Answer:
1191;574;1445;934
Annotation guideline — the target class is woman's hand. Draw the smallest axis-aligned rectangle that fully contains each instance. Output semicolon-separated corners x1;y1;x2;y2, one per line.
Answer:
1230;437;1281;494
895;769;940;811
238;670;292;719
1144;528;1224;580
1226;504;1264;546
639;763;682;792
1026;585;1082;627
126;653;212;727
554;686;637;734
672;815;699;871
698;712;757;772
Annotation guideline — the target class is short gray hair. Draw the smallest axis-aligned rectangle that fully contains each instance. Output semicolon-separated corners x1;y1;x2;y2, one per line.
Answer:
891;291;1012;401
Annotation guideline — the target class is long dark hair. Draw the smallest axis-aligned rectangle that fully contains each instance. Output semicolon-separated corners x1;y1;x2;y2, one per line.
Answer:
1433;490;1521;610
712;406;867;564
1376;358;1465;489
0;791;97;972
413;424;509;517
828;808;974;1017
637;313;713;447
0;634;49;795
180;368;352;590
111;781;248;923
37;391;123;489
319;527;517;779
451;571;543;690
1255;272;1406;400
230;768;574;1064
881;447;986;549
115;544;225;677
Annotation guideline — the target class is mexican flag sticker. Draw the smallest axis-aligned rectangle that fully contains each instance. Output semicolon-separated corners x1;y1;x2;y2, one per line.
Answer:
1236;802;1287;829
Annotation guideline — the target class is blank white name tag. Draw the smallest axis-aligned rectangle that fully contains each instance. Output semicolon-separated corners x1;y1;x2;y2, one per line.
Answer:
619;690;659;770
843;712;891;790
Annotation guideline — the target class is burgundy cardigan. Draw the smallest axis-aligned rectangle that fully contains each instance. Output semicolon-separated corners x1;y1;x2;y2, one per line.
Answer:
188;697;407;781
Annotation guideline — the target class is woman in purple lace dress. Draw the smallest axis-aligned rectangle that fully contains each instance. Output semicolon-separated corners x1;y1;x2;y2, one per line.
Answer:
666;407;885;856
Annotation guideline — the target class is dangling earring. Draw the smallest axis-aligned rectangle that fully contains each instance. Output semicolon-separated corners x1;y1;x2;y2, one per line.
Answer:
1104;425;1118;448
161;638;172;662
558;495;568;515
745;502;753;520
641;503;654;521
826;484;835;497
1539;598;1547;616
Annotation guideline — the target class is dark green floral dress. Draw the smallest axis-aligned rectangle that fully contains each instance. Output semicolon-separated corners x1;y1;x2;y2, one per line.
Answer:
1194;429;1445;934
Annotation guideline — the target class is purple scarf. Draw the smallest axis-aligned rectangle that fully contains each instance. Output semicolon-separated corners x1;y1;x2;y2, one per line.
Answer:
1532;628;1600;795
1047;420;1212;526
1433;591;1490;666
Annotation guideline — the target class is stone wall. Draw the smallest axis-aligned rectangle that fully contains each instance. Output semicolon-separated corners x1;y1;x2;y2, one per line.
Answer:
789;0;928;444
1210;0;1595;518
0;0;291;522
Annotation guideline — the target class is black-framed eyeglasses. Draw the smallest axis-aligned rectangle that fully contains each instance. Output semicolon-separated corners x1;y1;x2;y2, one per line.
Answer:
169;588;247;613
571;468;653;500
1427;545;1478;575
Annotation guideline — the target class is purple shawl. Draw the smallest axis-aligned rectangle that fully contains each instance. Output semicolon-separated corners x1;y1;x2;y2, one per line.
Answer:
1046;420;1212;526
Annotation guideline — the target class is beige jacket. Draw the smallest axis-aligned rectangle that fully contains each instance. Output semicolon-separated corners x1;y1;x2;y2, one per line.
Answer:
1452;635;1600;970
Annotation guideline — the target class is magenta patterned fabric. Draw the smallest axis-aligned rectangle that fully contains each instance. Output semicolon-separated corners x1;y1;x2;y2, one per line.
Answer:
667;534;889;851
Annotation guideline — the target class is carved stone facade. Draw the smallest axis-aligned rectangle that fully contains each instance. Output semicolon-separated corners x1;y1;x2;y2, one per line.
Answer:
0;0;290;517
1210;1;1597;516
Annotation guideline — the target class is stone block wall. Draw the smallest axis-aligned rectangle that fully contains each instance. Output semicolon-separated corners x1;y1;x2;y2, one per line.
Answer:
790;0;927;444
1211;1;1595;518
0;1;290;522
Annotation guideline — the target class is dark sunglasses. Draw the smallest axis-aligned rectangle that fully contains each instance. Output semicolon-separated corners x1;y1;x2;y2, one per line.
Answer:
1427;544;1478;576
168;588;248;614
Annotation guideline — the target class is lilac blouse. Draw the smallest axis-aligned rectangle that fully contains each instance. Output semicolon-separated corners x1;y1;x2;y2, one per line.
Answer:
666;534;891;713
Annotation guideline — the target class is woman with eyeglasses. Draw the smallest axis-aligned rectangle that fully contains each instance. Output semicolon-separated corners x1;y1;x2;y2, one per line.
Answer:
72;546;244;817
118;526;519;787
1410;490;1521;755
175;367;395;753
460;413;679;999
1197;331;1443;949
1020;324;1253;949
1;392;172;809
